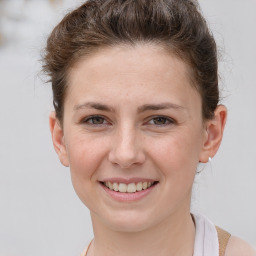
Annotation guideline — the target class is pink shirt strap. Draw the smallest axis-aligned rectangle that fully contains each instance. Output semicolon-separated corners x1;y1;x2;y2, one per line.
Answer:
80;240;93;256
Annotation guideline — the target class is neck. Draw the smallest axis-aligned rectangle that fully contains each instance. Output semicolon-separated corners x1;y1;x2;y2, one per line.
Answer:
88;210;195;256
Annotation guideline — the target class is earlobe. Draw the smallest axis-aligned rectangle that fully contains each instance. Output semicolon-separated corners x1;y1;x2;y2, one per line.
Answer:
49;112;69;167
199;105;227;163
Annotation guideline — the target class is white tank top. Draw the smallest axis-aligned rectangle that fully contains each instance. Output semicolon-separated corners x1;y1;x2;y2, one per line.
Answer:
81;213;219;256
193;212;219;256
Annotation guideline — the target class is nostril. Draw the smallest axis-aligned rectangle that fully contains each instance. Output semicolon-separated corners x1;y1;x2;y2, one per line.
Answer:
108;149;146;168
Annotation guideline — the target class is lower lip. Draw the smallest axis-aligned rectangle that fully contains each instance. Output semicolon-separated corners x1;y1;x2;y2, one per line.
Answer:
100;183;158;202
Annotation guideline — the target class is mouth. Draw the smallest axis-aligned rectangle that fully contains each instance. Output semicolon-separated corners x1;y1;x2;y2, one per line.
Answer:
100;181;159;193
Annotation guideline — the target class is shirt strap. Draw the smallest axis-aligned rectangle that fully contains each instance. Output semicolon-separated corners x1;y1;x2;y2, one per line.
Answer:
80;240;93;256
215;226;231;256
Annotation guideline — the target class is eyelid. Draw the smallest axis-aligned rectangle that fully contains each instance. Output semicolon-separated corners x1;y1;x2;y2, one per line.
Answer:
145;115;176;126
80;115;175;127
81;115;111;125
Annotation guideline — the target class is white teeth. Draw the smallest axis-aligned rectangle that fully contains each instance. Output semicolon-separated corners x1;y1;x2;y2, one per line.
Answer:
103;181;156;193
136;182;143;191
113;182;119;191
109;182;114;190
142;182;148;190
148;182;152;188
127;183;136;193
118;183;127;193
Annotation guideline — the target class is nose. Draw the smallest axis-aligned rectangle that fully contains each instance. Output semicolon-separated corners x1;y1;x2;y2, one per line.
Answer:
108;126;146;168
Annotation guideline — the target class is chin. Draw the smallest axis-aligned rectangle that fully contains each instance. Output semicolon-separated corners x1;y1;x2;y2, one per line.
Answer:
109;218;152;233
92;208;156;233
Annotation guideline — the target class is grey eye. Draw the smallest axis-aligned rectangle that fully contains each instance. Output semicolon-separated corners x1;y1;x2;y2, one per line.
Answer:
83;116;107;125
151;117;170;125
89;116;105;124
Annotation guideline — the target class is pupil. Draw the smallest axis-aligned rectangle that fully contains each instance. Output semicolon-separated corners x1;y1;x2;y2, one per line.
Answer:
154;117;166;125
93;117;103;124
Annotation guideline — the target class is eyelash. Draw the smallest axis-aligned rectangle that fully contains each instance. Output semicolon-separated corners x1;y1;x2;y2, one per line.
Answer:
146;116;175;126
81;115;175;127
82;115;110;126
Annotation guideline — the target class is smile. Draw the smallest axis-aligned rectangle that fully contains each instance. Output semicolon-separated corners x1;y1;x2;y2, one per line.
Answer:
101;181;158;193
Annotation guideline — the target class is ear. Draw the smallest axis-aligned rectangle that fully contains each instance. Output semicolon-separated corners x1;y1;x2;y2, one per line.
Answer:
199;105;227;163
49;112;69;167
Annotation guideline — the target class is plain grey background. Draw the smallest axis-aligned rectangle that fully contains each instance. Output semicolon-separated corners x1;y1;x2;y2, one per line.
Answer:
0;0;255;255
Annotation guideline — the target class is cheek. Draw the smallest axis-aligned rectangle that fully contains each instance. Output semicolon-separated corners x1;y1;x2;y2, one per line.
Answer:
147;129;202;178
65;134;108;180
65;134;109;207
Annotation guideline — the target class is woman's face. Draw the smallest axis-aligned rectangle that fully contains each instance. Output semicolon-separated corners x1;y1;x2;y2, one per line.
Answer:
56;44;210;232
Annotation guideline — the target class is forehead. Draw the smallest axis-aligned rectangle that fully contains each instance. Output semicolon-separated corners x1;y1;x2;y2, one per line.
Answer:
66;44;201;111
71;44;189;73
69;44;193;87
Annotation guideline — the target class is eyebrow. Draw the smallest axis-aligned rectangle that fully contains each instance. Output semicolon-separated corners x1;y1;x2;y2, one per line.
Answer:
74;102;185;113
74;102;115;112
137;103;185;113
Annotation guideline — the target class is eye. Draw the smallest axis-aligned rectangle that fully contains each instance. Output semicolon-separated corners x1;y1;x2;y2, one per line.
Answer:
148;116;175;126
83;115;109;125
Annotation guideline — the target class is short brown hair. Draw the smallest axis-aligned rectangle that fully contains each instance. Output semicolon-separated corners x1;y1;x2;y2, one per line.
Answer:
43;0;219;122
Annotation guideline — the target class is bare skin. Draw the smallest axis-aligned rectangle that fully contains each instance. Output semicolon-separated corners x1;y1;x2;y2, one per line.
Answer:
49;44;254;256
225;237;256;256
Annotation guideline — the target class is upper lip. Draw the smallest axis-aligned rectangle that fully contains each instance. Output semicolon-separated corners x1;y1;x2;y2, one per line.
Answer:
99;177;158;184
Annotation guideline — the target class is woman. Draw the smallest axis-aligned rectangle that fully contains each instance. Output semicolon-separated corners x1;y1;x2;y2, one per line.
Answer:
43;0;256;255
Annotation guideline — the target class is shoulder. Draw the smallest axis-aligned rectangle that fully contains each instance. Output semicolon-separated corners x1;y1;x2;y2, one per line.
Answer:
225;236;256;256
